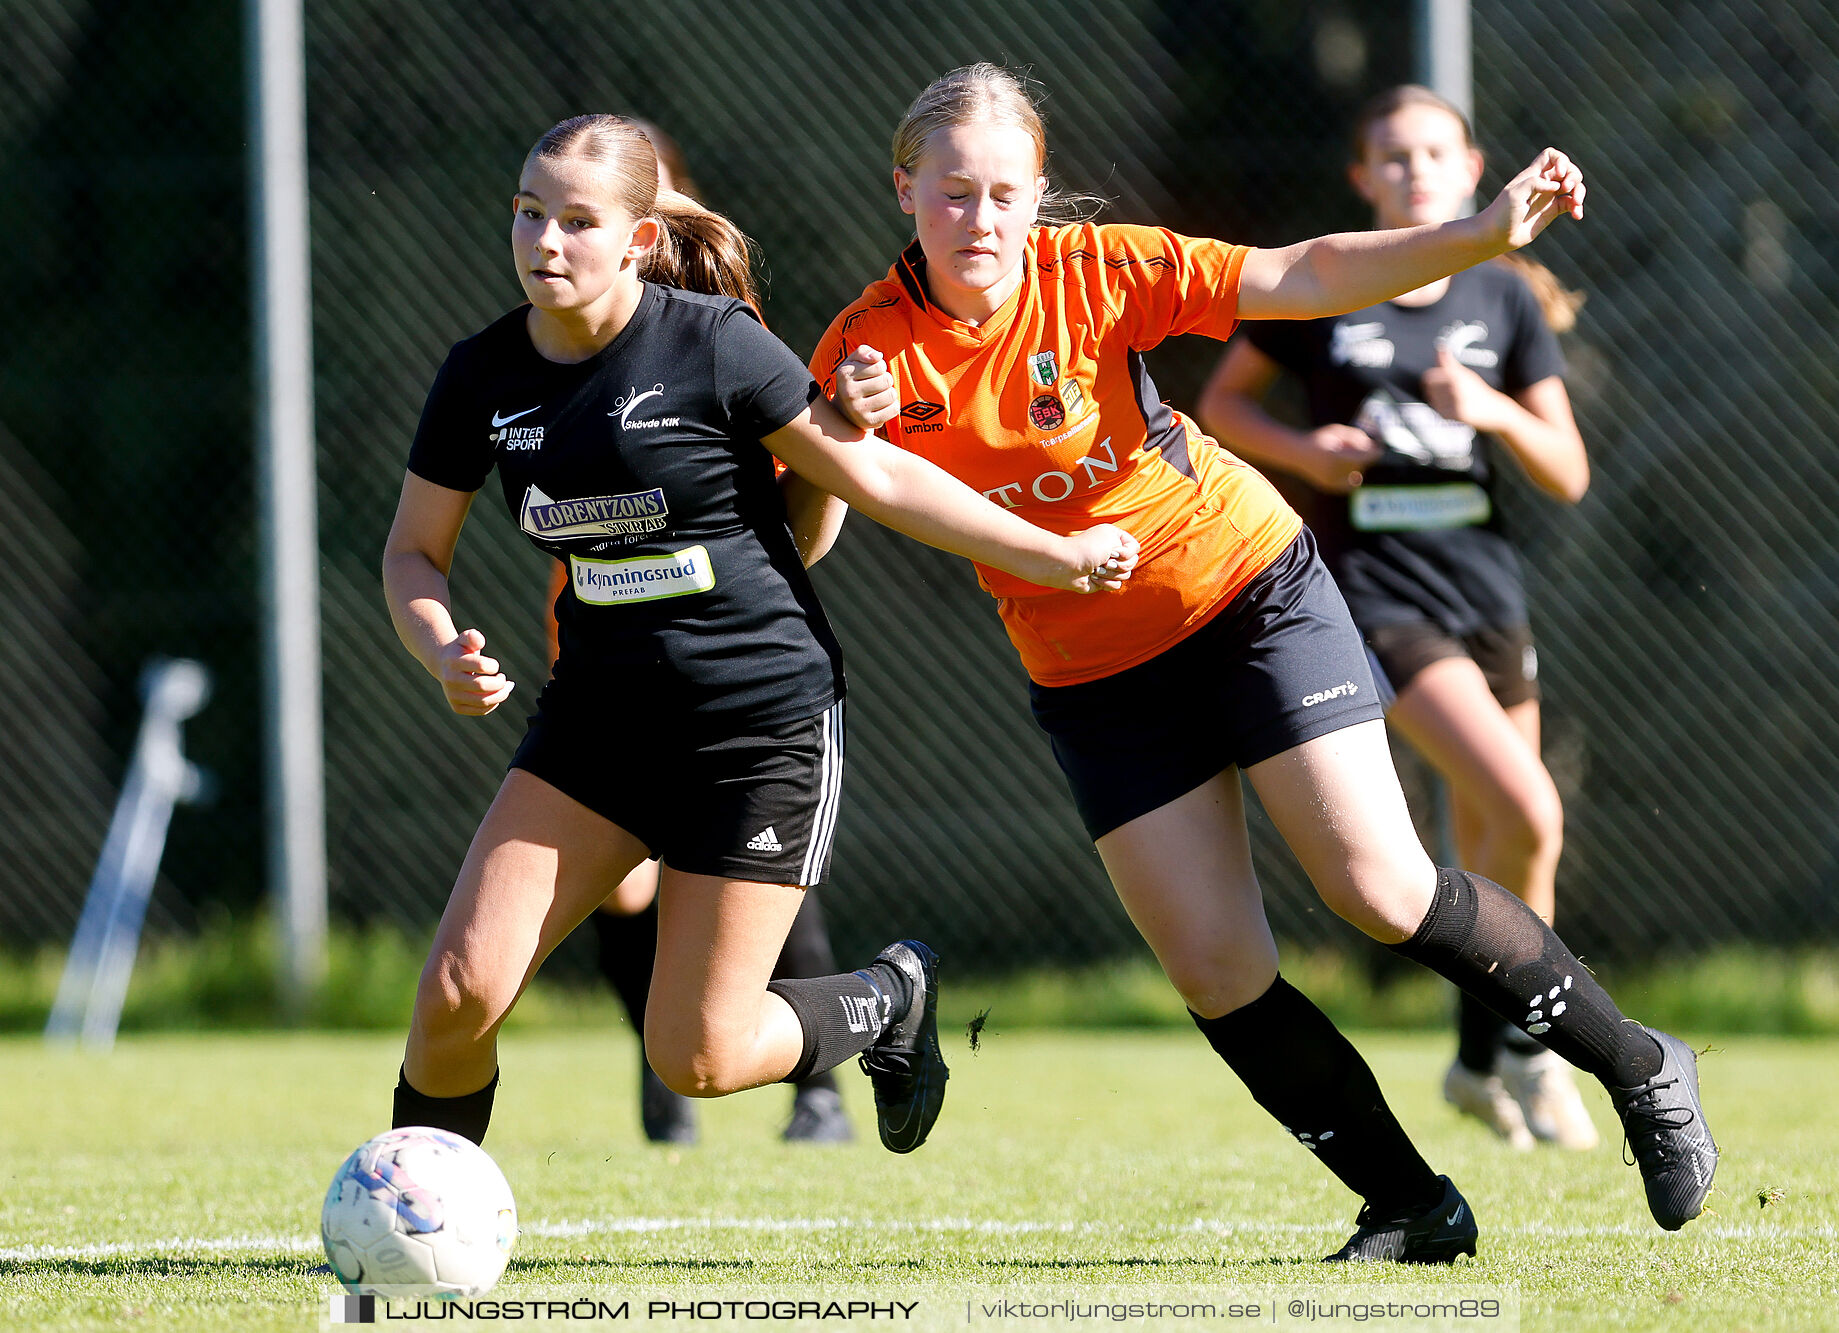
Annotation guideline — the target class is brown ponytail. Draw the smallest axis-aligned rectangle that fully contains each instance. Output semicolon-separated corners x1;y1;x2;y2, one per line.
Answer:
1351;86;1585;333
643;189;762;311
527;115;760;311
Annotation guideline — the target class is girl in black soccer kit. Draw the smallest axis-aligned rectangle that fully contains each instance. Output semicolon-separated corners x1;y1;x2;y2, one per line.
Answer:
1200;86;1597;1151
541;119;855;1147
381;114;1140;1154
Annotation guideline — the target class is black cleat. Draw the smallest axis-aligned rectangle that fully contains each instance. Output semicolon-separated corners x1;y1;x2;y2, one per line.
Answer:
782;1086;853;1144
1325;1176;1478;1264
640;1058;698;1145
857;940;949;1153
1609;1027;1718;1230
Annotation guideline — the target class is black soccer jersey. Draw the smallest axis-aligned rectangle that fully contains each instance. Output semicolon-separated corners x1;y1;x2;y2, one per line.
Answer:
1242;262;1564;636
407;284;843;730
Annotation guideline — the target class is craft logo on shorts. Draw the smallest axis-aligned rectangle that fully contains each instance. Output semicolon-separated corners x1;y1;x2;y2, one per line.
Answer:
569;546;715;605
1029;394;1066;431
1300;680;1360;707
899;399;946;434
519;484;669;541
1028;350;1059;386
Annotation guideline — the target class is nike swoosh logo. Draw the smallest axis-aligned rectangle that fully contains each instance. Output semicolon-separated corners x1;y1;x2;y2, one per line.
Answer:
491;406;541;427
1446;1206;1465;1225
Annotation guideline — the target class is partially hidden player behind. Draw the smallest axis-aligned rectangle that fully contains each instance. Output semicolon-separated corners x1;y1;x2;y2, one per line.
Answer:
381;113;1140;1157
817;65;1715;1258
1198;85;1598;1154
535;119;857;1147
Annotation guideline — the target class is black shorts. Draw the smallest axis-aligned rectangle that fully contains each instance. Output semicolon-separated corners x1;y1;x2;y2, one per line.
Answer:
1365;621;1540;708
1029;528;1385;841
509;699;846;885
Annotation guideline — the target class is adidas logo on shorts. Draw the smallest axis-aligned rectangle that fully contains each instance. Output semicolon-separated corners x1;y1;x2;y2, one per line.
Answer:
747;826;783;853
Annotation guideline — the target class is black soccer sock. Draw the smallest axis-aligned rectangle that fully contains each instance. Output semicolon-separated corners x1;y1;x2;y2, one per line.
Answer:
1192;977;1443;1217
1393;868;1663;1087
1456;991;1509;1073
393;1066;499;1146
772;894;844;1095
766;961;912;1084
590;903;657;1032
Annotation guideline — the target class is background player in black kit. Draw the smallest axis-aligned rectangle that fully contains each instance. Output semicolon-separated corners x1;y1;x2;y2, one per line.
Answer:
540;118;856;1147
381;113;1140;1154
1200;85;1598;1152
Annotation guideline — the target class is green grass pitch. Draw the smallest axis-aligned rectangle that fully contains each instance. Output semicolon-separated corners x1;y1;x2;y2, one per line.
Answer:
2;1030;1834;1331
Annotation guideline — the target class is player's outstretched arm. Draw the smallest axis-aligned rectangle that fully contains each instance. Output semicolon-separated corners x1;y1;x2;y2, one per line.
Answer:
773;344;904;566
765;397;1138;594
381;472;516;716
1239;148;1586;321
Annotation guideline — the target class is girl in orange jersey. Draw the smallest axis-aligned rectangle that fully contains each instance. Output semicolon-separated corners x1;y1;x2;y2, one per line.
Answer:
818;65;1714;1260
383;113;1139;1157
1199;86;1596;1155
541;119;857;1147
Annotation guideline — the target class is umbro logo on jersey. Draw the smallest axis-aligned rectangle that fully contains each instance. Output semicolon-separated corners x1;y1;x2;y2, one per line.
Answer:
1301;681;1359;707
898;400;945;435
612;383;682;431
491;405;541;427
746;826;783;853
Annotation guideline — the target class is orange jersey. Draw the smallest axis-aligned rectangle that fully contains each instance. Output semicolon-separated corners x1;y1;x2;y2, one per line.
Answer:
811;222;1302;686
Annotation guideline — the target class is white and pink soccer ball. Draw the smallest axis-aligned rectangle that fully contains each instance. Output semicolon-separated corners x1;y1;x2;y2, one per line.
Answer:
320;1127;517;1297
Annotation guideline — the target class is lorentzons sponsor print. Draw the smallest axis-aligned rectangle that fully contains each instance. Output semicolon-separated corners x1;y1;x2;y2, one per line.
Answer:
569;547;716;605
520;485;670;541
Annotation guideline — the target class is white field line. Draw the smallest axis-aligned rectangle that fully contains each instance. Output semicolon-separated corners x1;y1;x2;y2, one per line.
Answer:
3;1215;1830;1263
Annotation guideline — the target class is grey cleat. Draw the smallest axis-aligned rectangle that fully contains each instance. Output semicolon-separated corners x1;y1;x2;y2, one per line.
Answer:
1609;1027;1718;1230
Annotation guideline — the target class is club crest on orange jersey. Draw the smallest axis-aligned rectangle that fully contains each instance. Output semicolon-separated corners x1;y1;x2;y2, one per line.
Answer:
1029;394;1066;431
1060;380;1085;417
1028;351;1059;386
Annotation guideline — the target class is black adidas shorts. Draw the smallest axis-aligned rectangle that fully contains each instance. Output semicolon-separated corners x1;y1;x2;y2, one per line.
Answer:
509;699;846;885
1029;528;1385;841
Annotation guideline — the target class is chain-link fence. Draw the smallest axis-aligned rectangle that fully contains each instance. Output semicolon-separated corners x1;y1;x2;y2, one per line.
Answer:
2;0;1835;975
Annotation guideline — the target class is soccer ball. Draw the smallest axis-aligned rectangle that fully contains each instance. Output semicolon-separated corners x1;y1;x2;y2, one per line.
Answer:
320;1127;517;1297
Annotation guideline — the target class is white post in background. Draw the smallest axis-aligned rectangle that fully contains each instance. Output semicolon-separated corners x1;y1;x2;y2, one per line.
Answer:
1415;0;1473;869
247;0;326;1014
1415;0;1473;122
